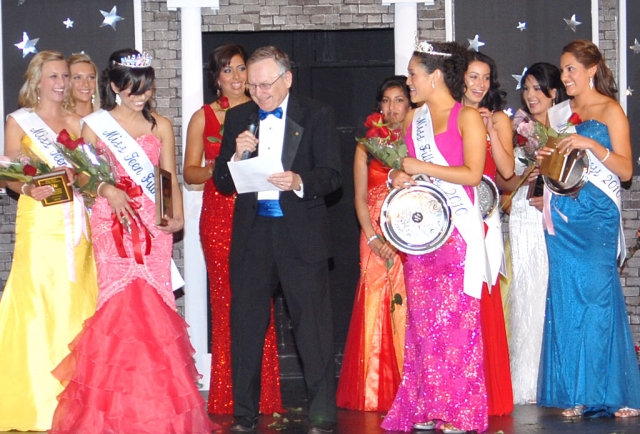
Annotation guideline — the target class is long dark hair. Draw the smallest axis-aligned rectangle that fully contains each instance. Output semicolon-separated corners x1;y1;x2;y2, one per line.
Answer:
412;41;468;102
562;39;617;99
100;48;156;129
520;62;568;113
466;51;507;111
373;75;416;113
207;43;249;102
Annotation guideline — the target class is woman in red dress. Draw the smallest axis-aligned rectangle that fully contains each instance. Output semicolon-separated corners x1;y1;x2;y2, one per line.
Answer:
461;51;514;416
184;44;283;414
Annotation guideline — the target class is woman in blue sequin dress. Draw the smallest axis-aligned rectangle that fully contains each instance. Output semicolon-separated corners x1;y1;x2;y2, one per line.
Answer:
538;39;640;419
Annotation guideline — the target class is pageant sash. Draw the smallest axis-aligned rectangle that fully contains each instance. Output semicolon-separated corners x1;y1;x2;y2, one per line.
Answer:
546;101;625;262
485;206;506;287
411;104;489;299
84;110;185;288
9;108;87;282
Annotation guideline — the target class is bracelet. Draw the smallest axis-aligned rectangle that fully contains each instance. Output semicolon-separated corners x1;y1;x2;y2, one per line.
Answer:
96;182;107;198
21;183;30;196
367;234;380;245
601;148;611;163
386;169;395;189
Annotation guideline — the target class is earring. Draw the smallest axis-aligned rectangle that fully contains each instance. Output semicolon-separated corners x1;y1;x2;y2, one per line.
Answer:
431;80;435;89
589;77;594;90
115;93;122;106
91;94;96;106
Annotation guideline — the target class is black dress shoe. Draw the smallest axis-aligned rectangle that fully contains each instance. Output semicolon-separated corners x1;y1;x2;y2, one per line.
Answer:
230;416;258;432
308;421;336;433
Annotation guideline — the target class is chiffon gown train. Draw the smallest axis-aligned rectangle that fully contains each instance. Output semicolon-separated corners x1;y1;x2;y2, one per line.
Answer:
50;134;213;433
538;120;640;413
337;158;407;412
200;104;283;414
0;137;98;432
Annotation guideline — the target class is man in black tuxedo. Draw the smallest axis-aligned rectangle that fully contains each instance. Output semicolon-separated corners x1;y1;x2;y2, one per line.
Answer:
214;46;341;434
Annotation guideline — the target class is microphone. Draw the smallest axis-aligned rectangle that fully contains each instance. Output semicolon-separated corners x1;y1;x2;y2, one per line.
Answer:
241;113;260;160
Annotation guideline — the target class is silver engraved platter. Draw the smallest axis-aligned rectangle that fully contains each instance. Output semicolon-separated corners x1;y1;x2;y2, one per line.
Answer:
478;174;500;220
380;180;453;254
543;150;590;196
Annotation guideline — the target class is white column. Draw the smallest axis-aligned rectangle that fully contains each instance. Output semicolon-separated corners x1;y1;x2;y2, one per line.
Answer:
179;6;210;390
394;2;418;75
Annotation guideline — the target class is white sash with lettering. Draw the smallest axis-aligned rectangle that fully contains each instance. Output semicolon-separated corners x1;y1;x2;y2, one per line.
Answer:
9;108;87;282
84;109;185;289
412;104;489;299
547;100;625;262
485;197;506;287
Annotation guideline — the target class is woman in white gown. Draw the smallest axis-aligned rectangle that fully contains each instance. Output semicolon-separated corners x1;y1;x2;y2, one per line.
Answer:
501;63;567;405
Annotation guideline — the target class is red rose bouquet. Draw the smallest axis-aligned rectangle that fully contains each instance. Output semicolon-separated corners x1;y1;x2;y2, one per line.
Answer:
0;154;52;183
356;113;407;170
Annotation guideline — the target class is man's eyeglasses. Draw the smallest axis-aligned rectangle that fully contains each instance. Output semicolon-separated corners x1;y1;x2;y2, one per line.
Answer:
247;72;286;92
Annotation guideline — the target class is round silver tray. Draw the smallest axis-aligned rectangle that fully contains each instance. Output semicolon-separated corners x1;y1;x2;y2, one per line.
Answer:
380;180;453;254
478;174;500;220
543;150;590;196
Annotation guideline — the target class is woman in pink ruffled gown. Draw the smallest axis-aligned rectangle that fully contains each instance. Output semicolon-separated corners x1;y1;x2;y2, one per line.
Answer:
50;49;213;434
381;41;489;433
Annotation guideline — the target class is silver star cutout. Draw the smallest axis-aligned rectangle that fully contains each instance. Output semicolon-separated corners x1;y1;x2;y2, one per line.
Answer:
17;0;26;5
467;34;485;52
14;32;39;58
564;14;581;33
63;18;74;29
503;107;514;117
100;6;123;31
517;22;527;32
512;67;528;90
627;87;634;97
631;38;640;55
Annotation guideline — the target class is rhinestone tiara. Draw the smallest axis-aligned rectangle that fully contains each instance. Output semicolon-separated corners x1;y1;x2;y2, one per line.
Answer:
414;38;452;57
117;52;152;68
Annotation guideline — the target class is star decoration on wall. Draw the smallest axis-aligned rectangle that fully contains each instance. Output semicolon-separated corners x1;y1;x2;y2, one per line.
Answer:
63;18;74;29
100;6;124;30
512;67;527;90
467;35;485;52
14;32;39;58
631;38;640;55
17;0;26;5
503;107;514;117
564;14;581;33
517;22;527;32
627;87;634;97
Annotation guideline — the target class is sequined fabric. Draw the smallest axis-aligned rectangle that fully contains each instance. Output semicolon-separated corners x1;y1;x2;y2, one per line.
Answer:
200;105;283;414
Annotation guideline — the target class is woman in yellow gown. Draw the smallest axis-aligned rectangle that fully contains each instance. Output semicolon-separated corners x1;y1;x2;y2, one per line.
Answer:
0;50;98;431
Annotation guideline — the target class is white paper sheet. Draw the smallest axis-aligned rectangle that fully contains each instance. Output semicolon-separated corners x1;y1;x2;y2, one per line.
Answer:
227;157;285;194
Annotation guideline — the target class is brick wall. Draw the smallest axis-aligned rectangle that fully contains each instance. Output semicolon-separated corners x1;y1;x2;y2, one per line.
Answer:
2;0;638;341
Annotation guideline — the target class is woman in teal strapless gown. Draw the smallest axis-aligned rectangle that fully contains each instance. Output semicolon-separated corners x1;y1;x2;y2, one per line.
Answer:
538;39;640;419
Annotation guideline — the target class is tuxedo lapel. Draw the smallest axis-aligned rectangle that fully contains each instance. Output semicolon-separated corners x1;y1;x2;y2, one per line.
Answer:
282;95;304;171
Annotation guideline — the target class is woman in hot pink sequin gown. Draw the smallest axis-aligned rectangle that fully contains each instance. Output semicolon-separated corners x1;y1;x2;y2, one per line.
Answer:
50;49;213;433
381;42;488;433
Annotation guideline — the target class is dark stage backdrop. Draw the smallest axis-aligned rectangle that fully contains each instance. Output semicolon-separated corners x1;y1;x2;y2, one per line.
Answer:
454;0;592;113
2;0;136;116
628;1;640;173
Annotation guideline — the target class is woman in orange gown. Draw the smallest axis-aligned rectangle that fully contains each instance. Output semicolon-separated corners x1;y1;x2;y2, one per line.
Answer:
184;43;283;414
462;51;514;416
337;76;413;411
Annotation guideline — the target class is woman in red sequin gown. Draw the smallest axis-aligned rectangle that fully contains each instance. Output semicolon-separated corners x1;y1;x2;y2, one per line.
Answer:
184;44;283;414
462;52;515;416
337;76;412;412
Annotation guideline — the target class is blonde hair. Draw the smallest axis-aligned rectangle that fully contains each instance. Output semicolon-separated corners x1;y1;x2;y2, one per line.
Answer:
67;52;101;113
18;50;72;111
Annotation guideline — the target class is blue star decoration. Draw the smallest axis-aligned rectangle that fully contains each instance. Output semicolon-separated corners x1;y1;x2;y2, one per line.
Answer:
503;108;514;117
512;67;527;90
101;6;124;31
631;38;640;55
517;22;527;32
14;32;39;58
467;35;485;52
564;14;581;33
63;18;74;29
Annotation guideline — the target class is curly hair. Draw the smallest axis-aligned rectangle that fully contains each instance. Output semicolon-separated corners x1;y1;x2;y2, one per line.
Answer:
466;51;507;111
18;50;73;111
412;41;468;102
100;48;156;129
67;52;101;113
207;44;249;102
562;39;617;99
520;62;568;113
